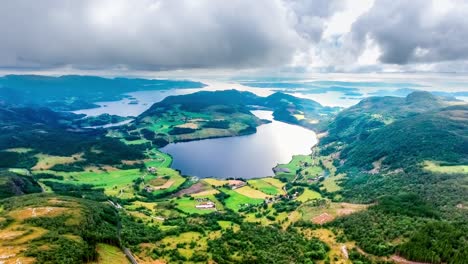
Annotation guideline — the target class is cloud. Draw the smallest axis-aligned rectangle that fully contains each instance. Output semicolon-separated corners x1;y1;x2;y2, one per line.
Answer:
0;0;467;73
285;0;345;41
0;0;304;70
350;0;468;65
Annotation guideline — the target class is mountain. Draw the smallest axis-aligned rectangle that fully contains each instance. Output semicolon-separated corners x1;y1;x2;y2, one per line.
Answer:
323;91;461;144
130;90;338;145
315;92;468;262
342;104;468;170
263;92;340;130
0;75;206;110
0;104;144;169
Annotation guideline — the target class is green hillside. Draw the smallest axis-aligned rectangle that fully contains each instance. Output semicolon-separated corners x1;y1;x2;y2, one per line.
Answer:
0;194;119;264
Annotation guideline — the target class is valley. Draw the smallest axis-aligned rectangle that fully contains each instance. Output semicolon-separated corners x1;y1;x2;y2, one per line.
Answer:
0;76;467;264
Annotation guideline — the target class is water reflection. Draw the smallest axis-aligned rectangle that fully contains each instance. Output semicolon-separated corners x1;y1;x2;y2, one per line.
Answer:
161;110;317;179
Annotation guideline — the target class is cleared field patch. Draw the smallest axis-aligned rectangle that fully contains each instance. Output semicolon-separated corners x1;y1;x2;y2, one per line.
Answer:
262;177;285;189
321;173;345;193
32;153;83;170
8;168;30;175
148;177;168;186
274;154;323;182
313;213;334;224
175;197;217;215
300;202;368;224
154;231;209;259
175;181;214;197
126;201;157;212
203;178;228;187
217;221;240;231
220;188;264;211
302;228;354;264
150;168;186;195
248;178;284;195
152;180;174;190
191;189;219;197
8;207;69;220
0;245;35;264
0;196;96;264
302;166;324;179
144;149;172;168
120;138;150;145
92;243;129;264
203;178;245;187
3;148;33;153
293;114;305;120
39;169;143;187
234;186;270;199
35;169;145;197
423;161;468;174
175;122;199;129
296;189;322;202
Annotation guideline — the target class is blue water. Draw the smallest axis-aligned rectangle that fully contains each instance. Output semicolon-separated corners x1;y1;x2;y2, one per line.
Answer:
161;111;317;179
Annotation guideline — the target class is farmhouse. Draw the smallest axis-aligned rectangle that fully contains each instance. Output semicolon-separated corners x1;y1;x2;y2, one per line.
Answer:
228;180;246;190
147;167;157;173
195;201;216;209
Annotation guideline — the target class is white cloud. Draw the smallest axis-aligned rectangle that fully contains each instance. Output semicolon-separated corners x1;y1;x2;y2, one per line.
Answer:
0;0;467;73
323;0;374;37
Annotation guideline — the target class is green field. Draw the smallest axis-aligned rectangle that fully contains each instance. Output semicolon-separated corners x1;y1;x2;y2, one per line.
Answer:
248;178;284;195
220;188;264;211
275;155;312;177
149;167;186;195
296;189;322;202
34;169;146;196
175;196;217;215
32;153;83;170
35;168;143;187
8;168;30;175
144;149;172;168
92;244;129;264
321;173;345;193
424;161;468;174
274;155;324;181
120;138;150;145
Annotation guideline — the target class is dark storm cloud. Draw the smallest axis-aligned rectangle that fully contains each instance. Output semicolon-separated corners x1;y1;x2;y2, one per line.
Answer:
351;0;468;65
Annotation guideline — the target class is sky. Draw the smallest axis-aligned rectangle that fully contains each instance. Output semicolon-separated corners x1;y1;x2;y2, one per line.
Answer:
1;0;468;75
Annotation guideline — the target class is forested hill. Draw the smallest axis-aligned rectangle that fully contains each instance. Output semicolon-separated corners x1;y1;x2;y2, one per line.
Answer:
139;89;340;130
0;104;144;169
141;89;262;113
0;75;206;110
0;194;120;263
316;92;468;262
323;91;462;144
342;104;468;170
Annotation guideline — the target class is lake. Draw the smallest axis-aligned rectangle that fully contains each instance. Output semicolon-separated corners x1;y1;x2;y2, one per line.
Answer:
161;110;317;179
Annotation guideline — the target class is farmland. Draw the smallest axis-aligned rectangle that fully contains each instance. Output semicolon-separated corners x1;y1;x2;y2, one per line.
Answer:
296;189;322;202
92;244;130;264
33;169;145;196
423;161;468;174
219;187;264;211
248;177;285;195
31;153;83;170
2;89;466;263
